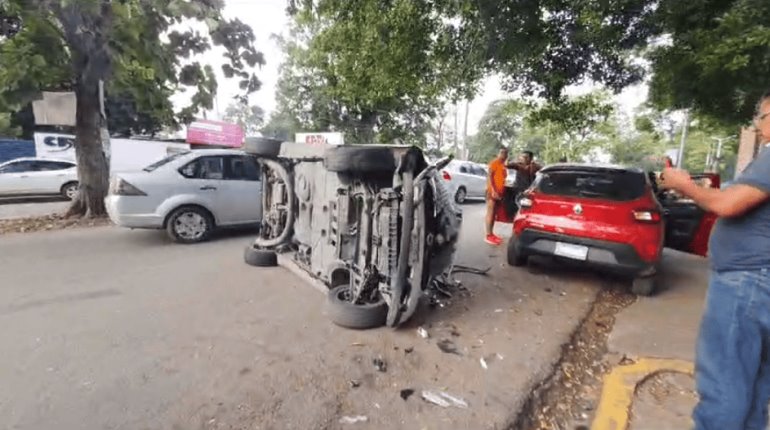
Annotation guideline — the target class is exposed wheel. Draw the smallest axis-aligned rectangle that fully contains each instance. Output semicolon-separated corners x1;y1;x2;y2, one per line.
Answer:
166;206;214;244
243;245;278;267
323;146;396;174
327;285;388;330
61;182;79;200
631;276;656;296
244;137;283;157
454;186;467;204
507;237;528;266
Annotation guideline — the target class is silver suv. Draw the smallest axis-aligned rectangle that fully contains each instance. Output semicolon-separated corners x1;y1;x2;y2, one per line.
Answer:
242;139;462;329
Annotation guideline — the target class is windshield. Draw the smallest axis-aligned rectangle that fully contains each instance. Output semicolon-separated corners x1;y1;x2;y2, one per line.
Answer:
536;169;646;201
143;152;190;172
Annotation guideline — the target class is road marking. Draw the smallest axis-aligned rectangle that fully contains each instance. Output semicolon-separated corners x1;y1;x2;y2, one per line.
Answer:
591;358;694;430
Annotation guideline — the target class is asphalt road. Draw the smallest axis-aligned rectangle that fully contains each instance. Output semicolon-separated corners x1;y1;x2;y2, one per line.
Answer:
0;205;603;430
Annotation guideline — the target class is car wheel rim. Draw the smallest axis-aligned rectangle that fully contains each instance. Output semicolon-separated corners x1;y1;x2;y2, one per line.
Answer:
65;186;78;199
457;189;465;202
174;212;206;240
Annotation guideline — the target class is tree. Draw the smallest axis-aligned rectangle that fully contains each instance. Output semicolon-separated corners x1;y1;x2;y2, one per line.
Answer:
0;1;264;217
648;0;770;126
274;0;483;144
223;102;264;135
467;99;530;163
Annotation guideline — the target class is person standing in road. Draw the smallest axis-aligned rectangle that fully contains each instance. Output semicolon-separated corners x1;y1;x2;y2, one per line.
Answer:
485;146;508;245
507;150;541;196
662;91;770;430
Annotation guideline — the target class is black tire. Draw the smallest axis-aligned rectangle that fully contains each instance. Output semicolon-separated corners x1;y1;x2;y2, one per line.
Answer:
327;285;388;330
244;137;283;157
454;186;467;204
61;182;79;200
323;146;396;174
244;246;278;267
631;276;656;296
165;206;214;244
507;237;528;266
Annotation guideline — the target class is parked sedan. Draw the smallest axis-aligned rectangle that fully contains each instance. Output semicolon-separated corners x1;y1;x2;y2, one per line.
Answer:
441;160;488;203
106;150;263;243
0;157;79;199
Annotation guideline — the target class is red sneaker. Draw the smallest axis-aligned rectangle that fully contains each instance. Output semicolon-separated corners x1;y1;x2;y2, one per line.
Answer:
485;234;502;245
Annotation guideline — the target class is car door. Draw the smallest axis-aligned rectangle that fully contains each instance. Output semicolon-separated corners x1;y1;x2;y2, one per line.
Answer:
28;161;76;194
469;164;488;198
659;173;719;257
0;160;36;194
217;155;262;224
456;163;476;196
177;155;228;222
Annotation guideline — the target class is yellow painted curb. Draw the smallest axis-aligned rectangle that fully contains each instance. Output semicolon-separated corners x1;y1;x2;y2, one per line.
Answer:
591;358;694;430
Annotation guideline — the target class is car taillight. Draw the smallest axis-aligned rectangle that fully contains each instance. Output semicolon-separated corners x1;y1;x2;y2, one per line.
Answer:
111;178;146;196
442;170;452;181
633;209;661;223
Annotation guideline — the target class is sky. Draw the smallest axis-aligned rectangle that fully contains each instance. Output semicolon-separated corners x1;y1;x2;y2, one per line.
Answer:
183;0;650;137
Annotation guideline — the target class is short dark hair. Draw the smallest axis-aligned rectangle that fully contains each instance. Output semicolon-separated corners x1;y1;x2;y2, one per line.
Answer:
499;146;509;153
522;150;534;159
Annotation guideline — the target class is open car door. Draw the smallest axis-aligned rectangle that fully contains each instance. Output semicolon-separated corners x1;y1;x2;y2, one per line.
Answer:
657;173;720;257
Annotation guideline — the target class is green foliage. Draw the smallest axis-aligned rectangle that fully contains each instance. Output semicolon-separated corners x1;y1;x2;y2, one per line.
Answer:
0;0;264;133
648;0;770;126
223;102;264;136
274;0;483;144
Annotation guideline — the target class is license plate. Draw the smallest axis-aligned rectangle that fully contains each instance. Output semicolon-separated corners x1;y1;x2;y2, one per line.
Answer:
554;242;589;261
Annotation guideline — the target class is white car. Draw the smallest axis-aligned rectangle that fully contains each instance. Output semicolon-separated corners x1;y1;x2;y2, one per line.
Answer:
441;160;488;203
106;149;263;243
0;157;79;199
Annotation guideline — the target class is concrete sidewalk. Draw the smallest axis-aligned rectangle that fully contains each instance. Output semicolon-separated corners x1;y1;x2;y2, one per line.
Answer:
596;250;709;430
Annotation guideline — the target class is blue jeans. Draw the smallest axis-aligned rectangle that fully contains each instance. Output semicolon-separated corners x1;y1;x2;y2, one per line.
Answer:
694;269;770;430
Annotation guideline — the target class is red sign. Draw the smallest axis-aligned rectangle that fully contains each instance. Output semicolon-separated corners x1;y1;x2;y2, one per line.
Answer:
186;119;244;147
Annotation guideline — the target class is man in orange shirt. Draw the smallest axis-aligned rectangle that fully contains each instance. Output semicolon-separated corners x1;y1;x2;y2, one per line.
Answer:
485;146;509;245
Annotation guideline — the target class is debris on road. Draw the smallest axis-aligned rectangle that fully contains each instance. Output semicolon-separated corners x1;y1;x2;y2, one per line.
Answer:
400;389;415;400
349;380;361;389
436;339;461;355
339;415;368;424
421;390;469;409
0;214;110;235
373;357;387;372
480;357;488;370
350;342;365;347
417;327;430;339
404;346;414;354
451;264;491;276
480;353;503;370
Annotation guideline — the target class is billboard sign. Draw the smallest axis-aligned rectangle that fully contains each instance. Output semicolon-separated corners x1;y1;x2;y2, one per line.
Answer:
186;119;244;147
295;132;344;147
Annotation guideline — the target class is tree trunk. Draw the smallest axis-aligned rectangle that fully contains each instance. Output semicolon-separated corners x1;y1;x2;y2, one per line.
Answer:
67;82;109;218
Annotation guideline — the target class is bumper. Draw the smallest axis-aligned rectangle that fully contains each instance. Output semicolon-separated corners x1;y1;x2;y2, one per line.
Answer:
105;195;164;229
514;229;657;277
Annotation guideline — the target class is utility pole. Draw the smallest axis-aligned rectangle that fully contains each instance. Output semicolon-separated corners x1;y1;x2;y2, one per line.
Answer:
453;103;459;157
462;100;470;160
677;109;690;168
710;135;735;173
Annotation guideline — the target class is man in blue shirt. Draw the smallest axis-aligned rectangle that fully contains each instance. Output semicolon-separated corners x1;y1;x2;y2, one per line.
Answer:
663;91;770;430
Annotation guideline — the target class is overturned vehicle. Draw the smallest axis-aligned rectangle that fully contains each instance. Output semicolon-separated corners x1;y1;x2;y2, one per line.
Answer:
243;139;462;329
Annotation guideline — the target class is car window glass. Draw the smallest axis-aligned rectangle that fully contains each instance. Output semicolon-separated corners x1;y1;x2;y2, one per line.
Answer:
32;161;74;171
536;170;646;201
0;161;34;173
459;164;469;173
144;151;190;172
471;165;486;176
179;156;224;180
225;156;260;181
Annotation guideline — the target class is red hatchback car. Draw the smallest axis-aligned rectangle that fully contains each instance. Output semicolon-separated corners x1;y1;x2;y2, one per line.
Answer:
500;164;717;296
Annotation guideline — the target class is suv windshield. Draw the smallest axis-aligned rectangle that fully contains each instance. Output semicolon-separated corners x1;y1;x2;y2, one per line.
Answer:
143;151;190;172
536;169;646;201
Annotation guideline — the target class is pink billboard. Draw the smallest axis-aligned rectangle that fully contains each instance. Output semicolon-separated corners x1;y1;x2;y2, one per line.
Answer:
186;119;244;147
